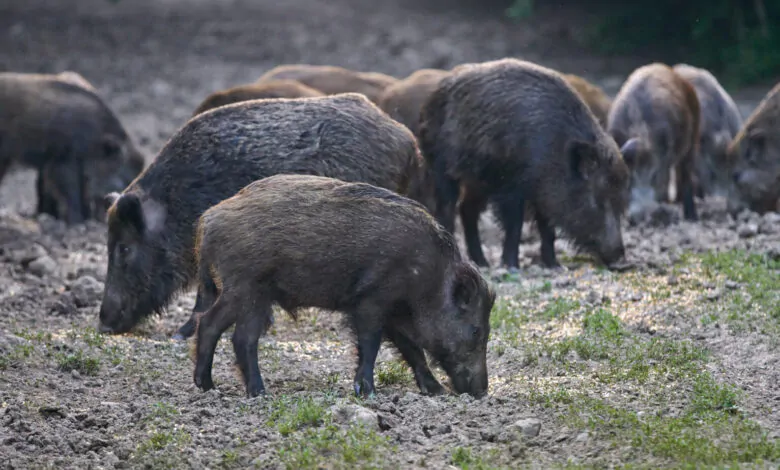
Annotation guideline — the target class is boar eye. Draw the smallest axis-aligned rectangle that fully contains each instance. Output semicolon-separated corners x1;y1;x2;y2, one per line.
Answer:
471;326;480;338
117;243;131;257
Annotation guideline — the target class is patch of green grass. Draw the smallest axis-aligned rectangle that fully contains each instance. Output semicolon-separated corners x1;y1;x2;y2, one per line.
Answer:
451;446;506;470
55;349;100;376
133;427;192;468
268;396;328;437
278;423;393;470
145;401;180;423
540;298;581;320
376;360;413;387
81;327;106;348
700;250;780;325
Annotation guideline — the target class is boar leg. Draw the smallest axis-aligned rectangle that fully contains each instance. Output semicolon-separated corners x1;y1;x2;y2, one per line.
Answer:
35;168;59;217
48;159;87;224
194;293;238;392
433;168;460;234
535;212;560;268
677;154;699;221
174;274;219;341
384;326;445;395
232;301;272;397
460;189;489;267
495;194;525;270
352;304;384;397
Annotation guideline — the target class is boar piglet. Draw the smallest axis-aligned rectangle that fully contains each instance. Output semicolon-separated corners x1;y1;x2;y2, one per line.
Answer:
608;63;701;224
673;64;742;199
0;72;145;224
192;174;495;398
191;79;323;117
419;58;629;270
727;82;780;215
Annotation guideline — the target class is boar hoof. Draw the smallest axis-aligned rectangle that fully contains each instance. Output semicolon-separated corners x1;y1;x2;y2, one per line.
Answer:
353;381;376;398
420;380;446;396
194;374;214;392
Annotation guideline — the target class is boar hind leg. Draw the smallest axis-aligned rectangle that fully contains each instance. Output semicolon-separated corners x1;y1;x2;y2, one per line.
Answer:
494;193;526;270
35;169;59;217
459;188;489;267
232;300;272;397
677;152;699;221
174;274;219;341
433;169;460;235
534;211;560;269
194;293;238;392
385;326;444;396
351;301;385;397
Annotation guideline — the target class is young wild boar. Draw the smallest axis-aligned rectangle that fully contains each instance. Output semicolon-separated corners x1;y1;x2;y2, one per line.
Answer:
257;64;398;104
191;79;324;117
728;82;780;214
98;93;431;338
418;58;629;270
608;63;701;224
0;72;146;223
563;73;612;128
192;174;495;398
673;64;743;199
377;68;450;136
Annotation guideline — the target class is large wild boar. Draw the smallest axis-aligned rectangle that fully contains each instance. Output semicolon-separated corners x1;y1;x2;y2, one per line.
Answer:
607;63;701;224
728;82;780;214
191;79;324;117
257;64;398;103
377;68;450;136
673;64;743;199
0;72;145;223
192;174;495;398
97;93;431;338
563;73;612;128
419;58;630;270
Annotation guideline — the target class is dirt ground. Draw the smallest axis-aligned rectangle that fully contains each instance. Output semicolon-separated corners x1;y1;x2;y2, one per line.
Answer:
1;0;778;468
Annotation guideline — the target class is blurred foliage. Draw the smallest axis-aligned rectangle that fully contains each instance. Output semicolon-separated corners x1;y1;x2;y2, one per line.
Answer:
507;0;780;86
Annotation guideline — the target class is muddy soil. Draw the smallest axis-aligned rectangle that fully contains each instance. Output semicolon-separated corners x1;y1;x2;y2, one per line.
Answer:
1;0;778;468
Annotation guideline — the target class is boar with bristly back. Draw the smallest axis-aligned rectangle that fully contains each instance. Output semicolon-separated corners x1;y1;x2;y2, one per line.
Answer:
377;69;450;136
257;64;398;104
419;58;630;270
0;72;146;224
563;74;612;128
728;82;780;214
192;174;495;398
607;63;701;224
673;64;742;199
97;93;432;338
191;79;323;117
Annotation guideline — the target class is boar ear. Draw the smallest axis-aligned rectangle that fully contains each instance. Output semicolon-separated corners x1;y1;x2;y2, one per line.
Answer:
114;193;145;232
453;265;480;310
619;138;640;167
568;140;599;181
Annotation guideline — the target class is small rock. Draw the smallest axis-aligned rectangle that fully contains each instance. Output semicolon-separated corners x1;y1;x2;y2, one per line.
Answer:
666;275;678;286
377;414;398;431
725;280;740;290
575;431;589;443
330;404;378;430
70;276;104;308
629;292;643;302
378;403;396;414
512;418;541;438
479;428;497;442
49;293;78;316
103;452;120;466
737;223;758;238
706;289;721;301
71;369;81;380
28;255;57;277
585;290;601;305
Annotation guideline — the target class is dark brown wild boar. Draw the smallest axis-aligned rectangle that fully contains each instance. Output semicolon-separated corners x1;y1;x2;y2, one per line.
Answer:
607;63;701;224
192;174;495;398
419;58;629;270
673;64;743;199
563;73;612;128
728;82;780;214
191;79;324;117
0;72;146;223
377;68;450;136
98;93;432;339
257;64;398;103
